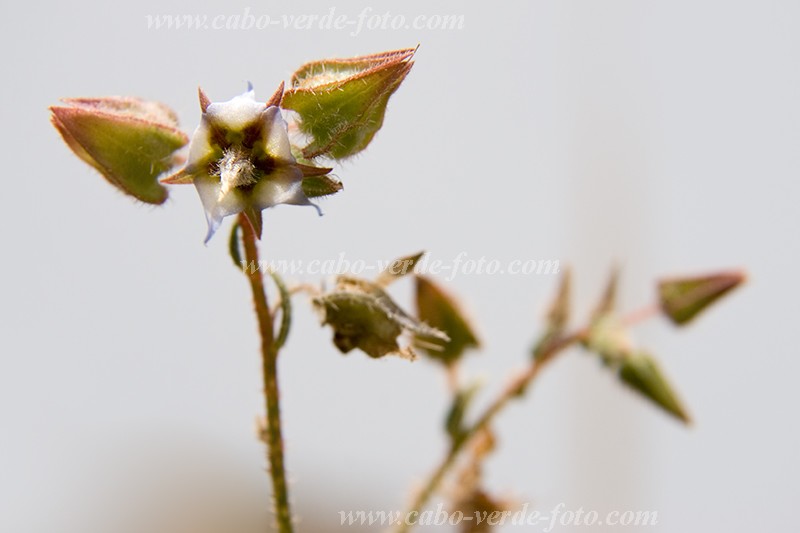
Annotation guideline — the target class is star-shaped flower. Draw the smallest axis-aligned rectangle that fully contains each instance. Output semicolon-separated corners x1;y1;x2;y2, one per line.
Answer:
164;83;329;242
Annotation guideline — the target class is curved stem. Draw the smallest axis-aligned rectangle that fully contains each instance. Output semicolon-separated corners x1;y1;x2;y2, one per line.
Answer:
239;214;294;533
395;299;662;532
394;331;584;533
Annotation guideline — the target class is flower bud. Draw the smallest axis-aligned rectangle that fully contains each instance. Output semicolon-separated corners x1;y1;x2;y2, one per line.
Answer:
658;270;745;326
314;274;447;360
618;352;691;424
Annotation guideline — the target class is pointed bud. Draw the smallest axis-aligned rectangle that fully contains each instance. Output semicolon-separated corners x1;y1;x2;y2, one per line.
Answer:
445;383;480;445
50;97;188;204
415;276;480;366
282;47;415;160
618;352;691;424
583;314;633;366
581;268;630;364
533;268;571;360
592;266;620;320
547;267;572;331
314;275;447;360
265;81;285;108
301;175;343;199
198;87;211;113
375;251;425;286
658;271;746;326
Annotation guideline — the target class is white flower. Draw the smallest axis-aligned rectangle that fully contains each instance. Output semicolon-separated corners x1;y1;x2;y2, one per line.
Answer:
164;85;320;242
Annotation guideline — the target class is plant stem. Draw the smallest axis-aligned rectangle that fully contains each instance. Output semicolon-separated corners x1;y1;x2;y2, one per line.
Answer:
239;214;294;533
396;298;663;532
394;331;584;533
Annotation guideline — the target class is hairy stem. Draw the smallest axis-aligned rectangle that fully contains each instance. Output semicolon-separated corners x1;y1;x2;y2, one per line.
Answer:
395;331;585;533
239;214;293;533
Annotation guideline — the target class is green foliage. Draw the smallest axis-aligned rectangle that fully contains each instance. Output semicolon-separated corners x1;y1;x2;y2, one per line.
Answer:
445;384;480;445
50;47;749;533
282;48;415;160
415;275;480;366
270;270;292;351
50;97;187;204
228;222;243;268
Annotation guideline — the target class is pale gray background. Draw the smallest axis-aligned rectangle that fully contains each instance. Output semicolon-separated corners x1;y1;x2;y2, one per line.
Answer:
1;0;798;531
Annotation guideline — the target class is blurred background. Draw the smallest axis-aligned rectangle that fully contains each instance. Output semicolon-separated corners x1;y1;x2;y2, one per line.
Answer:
2;0;798;531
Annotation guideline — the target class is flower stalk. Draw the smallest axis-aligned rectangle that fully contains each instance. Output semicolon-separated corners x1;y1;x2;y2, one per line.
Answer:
239;213;293;533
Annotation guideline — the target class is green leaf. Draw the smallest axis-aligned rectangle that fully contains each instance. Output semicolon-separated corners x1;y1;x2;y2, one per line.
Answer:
314;275;447;359
290;48;416;86
50;97;188;204
375;251;425;286
228;222;243;269
282;48;415;160
269;270;292;351
445;384;479;445
415;276;480;366
618;353;691;424
658;271;746;326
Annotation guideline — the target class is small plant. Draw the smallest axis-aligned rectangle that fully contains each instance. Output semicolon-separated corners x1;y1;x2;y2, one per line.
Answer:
51;47;744;532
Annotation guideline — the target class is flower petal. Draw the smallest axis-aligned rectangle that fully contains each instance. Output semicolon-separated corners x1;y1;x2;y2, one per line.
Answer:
186;121;216;168
252;166;320;214
206;89;265;131
262;107;295;163
194;174;247;243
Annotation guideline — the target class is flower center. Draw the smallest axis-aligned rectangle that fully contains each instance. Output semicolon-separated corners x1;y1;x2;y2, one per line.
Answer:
216;147;257;199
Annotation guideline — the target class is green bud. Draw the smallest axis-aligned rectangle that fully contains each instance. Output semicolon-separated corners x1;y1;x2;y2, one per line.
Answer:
592;266;620;320
658;271;746;326
282;47;415;160
445;383;480;445
50;97;188;204
618;352;691;424
301;174;343;199
533;268;571;360
580;268;632;365
375;251;425;286
314;275;447;359
415;276;480;366
583;314;633;366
